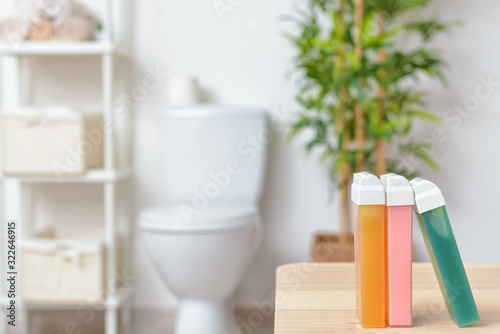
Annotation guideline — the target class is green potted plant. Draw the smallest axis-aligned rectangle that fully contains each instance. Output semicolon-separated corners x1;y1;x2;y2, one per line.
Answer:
286;0;457;261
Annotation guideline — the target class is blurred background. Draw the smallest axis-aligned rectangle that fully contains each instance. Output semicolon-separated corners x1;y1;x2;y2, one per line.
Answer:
133;0;500;309
0;0;499;332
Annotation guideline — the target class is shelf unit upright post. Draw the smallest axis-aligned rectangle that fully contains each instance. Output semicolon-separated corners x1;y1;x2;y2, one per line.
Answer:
0;0;133;333
0;53;25;334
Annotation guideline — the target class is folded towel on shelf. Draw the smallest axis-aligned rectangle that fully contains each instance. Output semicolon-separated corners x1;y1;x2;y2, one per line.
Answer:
28;19;55;41
2;0;99;43
0;17;29;43
53;14;95;41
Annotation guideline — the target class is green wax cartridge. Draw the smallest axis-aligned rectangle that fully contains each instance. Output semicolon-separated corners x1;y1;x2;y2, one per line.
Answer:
410;178;480;327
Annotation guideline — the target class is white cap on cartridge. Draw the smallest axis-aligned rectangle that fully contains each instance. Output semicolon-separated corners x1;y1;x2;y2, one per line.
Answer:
410;178;446;213
351;171;386;205
380;173;415;206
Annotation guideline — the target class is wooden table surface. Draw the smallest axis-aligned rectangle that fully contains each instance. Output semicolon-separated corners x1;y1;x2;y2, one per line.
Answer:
274;263;500;333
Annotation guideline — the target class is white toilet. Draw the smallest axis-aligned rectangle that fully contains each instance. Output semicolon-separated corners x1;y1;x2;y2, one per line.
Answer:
139;105;269;334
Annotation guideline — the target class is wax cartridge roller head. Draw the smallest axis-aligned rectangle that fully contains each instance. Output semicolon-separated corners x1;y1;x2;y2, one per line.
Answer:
380;173;414;206
410;178;446;213
351;171;386;205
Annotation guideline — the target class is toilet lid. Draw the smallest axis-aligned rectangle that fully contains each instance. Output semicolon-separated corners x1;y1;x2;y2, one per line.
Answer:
139;205;259;234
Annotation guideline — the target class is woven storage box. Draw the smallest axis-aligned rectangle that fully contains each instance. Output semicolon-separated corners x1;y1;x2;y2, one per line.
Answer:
1;107;103;175
20;227;120;303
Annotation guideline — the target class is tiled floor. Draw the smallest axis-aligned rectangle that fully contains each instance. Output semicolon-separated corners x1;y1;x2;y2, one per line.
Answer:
9;308;274;334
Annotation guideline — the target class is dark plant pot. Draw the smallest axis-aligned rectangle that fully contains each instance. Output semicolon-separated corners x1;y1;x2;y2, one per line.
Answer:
311;233;355;262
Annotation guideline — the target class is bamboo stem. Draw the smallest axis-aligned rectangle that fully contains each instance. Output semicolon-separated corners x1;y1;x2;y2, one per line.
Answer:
336;0;352;243
354;0;365;171
375;13;387;176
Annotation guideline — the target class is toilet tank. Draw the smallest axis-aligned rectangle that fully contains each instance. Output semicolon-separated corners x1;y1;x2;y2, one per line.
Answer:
160;105;269;207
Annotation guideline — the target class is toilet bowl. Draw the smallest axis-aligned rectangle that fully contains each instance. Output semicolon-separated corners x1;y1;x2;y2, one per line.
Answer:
140;205;262;334
139;106;268;334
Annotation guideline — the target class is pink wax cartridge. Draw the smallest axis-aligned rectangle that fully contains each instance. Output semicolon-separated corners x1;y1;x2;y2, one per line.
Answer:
381;173;414;327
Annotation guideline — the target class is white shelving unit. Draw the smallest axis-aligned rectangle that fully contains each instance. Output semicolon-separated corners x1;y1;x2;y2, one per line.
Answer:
0;41;116;55
0;1;133;333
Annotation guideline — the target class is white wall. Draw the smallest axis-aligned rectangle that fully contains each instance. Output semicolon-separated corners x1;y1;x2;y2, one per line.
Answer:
1;0;499;310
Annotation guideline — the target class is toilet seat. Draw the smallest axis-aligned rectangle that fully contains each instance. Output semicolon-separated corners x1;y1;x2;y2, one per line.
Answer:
139;205;259;234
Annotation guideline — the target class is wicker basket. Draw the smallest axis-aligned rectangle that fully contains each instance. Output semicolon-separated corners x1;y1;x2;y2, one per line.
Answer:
20;227;120;303
1;107;103;175
311;233;354;262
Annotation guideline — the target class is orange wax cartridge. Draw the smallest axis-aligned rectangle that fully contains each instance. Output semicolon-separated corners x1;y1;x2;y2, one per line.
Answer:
352;172;386;328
